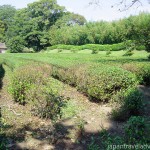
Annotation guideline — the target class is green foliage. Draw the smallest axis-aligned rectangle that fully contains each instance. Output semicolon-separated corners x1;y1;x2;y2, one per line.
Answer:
6;0;65;51
106;50;111;56
97;129;124;149
7;36;26;53
0;20;5;42
9;64;52;104
91;49;98;54
123;50;134;56
47;42;126;51
122;63;150;85
112;87;143;121
148;54;150;60
52;64;138;102
85;66;138;102
0;5;16;26
88;138;100;150
124;116;150;144
9;64;66;120
32;91;66;120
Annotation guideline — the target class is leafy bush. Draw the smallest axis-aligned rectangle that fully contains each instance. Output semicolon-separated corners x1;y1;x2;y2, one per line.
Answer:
122;63;150;85
106;50;111;56
47;42;126;52
123;50;134;56
111;87;143;121
9;64;52;105
91;49;98;54
9;64;67;121
84;66;138;102
124;116;150;144
22;47;34;53
52;64;138;102
148;54;150;60
31;89;66;120
58;49;62;53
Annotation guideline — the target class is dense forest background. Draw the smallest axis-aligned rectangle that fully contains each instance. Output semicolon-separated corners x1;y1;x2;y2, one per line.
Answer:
0;0;149;52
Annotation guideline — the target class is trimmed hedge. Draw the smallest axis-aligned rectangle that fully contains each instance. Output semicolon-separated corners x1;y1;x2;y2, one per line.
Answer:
52;64;138;102
47;43;126;51
122;63;150;86
46;42;145;52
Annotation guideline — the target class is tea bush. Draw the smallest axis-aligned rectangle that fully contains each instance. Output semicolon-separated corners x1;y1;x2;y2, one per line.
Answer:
47;42;126;52
124;116;150;144
123;50;134;56
9;64;67;120
111;87;143;121
148;54;150;60
91;49;99;54
52;64;138;102
85;66;138;102
106;50;111;56
9;64;52;105
122;63;150;85
31;88;66;120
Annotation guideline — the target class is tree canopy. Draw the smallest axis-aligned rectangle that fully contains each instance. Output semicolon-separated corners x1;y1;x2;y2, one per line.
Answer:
0;0;149;52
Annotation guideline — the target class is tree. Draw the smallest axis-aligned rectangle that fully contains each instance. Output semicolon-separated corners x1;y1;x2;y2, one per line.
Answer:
0;5;16;28
131;13;150;52
7;0;65;52
7;36;26;53
0;20;5;42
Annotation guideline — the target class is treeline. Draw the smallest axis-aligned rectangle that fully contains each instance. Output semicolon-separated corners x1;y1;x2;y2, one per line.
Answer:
0;0;149;52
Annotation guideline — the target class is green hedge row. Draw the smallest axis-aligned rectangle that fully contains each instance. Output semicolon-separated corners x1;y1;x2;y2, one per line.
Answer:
9;64;65;121
47;43;126;51
47;42;145;52
52;64;138;102
121;63;150;86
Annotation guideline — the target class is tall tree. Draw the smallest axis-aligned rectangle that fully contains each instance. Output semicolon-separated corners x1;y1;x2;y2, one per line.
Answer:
7;0;65;52
0;5;16;28
0;20;5;42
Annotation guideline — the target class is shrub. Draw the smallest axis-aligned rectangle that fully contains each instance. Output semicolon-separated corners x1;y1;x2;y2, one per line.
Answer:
46;42;126;52
124;116;150;144
123;50;134;56
23;47;34;53
111;87;143;121
85;66;138;102
58;49;62;53
9;64;52;105
91;49;98;54
31;89;66;120
51;64;138;102
122;63;150;86
106;50;111;56
148;54;150;60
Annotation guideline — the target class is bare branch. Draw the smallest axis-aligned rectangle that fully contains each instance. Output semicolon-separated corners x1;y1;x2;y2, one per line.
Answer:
90;0;149;11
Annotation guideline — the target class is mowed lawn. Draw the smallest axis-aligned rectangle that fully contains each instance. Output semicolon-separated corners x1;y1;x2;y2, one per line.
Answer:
0;50;149;68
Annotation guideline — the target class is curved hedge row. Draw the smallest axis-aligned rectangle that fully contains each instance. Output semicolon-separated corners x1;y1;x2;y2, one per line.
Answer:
121;63;150;86
46;42;145;52
52;64;138;102
47;43;126;51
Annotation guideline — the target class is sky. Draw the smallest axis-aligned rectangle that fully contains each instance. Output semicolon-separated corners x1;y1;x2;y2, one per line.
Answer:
0;0;150;21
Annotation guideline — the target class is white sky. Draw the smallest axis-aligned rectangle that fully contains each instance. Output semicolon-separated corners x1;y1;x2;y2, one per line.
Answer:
0;0;149;21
